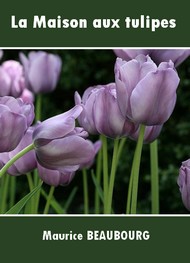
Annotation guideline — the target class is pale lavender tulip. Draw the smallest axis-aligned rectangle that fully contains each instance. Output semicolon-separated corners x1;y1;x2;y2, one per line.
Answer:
115;55;180;126
33;105;96;172
129;125;163;143
37;163;75;186
19;51;62;94
20;88;34;104
0;60;26;97
0;127;37;176
75;83;138;138
114;49;190;67
80;140;102;169
177;159;190;211
0;96;34;152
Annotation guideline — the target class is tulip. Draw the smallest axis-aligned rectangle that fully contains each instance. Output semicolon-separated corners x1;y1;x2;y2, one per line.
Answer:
129;125;163;143
0;127;37;176
0;60;26;97
75;83;138;138
33;105;96;172
20;88;34;104
0;96;34;152
37;163;75;186
19;51;62;94
177;159;190;211
80;140;102;169
115;55;180;126
113;49;190;67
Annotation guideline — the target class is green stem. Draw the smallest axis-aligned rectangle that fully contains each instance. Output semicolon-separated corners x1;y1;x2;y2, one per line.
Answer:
0;174;10;213
101;135;109;214
9;176;16;208
26;173;35;213
94;144;102;214
117;137;127;165
126;166;134;214
0;144;35;178
130;125;145;214
35;94;42;122
82;169;89;214
150;139;159;214
106;139;119;214
43;186;55;214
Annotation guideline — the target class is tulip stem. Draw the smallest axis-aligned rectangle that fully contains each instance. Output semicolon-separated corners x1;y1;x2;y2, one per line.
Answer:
43;186;55;214
101;135;109;214
94;144;102;214
0;143;35;178
130;124;145;214
82;169;89;214
150;139;159;214
35;94;42;122
106;138;119;214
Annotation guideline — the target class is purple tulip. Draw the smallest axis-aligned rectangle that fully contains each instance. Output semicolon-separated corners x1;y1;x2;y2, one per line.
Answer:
0;127;37;176
177;159;190;211
37;163;75;186
115;55;180;126
0;60;26;97
75;83;138;138
33;105;96;172
19;51;62;94
20;88;34;104
0;96;34;152
80;140;102;169
129;125;163;143
113;49;190;67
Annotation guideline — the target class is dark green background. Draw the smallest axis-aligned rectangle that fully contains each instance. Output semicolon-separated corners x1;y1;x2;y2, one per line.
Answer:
0;0;189;47
0;216;188;262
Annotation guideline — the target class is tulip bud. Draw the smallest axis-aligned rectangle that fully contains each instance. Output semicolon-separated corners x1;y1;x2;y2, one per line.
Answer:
19;51;62;94
115;55;180;126
0;96;34;152
0;126;37;176
0;60;26;97
75;83;138;138
33;105;96;172
177;159;190;211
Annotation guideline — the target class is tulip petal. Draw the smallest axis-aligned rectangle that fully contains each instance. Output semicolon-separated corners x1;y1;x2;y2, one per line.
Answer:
0;111;27;152
130;69;179;125
33;105;83;145
35;135;95;172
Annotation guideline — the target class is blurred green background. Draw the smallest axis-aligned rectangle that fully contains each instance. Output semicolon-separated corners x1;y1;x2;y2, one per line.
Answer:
2;49;190;214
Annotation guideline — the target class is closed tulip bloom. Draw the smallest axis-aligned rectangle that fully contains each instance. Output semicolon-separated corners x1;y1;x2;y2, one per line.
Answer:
0;127;37;176
177;159;190;211
19;51;62;94
33;105;96;172
114;49;190;67
129;125;163;143
115;55;180;126
0;60;25;97
75;83;138;138
0;96;34;152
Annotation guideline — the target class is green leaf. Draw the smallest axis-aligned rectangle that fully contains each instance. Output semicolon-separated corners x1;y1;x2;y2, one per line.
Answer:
5;182;43;214
91;170;104;204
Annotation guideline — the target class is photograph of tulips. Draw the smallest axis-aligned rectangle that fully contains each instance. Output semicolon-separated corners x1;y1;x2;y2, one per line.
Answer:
0;49;189;214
